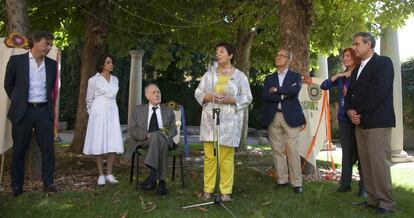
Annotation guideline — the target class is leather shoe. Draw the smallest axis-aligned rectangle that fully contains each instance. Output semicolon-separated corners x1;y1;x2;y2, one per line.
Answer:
352;201;376;208
43;185;58;193
336;186;351;192
139;175;155;186
293;186;303;193
377;208;394;215
141;181;157;191
140;176;157;190
156;182;168;196
12;187;23;197
358;189;368;198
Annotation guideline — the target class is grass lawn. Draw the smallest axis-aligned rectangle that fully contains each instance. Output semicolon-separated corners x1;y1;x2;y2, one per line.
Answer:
0;145;413;218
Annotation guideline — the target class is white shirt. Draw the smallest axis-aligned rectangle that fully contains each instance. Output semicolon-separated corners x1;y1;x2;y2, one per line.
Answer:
278;69;288;86
277;69;288;110
147;103;164;130
356;55;373;80
28;52;47;103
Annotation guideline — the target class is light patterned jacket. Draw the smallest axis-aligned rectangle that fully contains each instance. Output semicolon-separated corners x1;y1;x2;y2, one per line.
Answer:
194;68;252;147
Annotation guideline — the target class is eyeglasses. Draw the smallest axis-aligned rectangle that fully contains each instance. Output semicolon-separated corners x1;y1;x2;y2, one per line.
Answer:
276;54;289;58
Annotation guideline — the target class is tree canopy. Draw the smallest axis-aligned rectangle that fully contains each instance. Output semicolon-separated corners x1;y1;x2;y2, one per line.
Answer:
1;0;413;152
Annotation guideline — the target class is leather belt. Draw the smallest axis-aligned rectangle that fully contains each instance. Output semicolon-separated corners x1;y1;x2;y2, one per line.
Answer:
276;109;283;112
28;102;47;108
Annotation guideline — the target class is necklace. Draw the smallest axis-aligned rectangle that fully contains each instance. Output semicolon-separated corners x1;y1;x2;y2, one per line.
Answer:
217;66;233;75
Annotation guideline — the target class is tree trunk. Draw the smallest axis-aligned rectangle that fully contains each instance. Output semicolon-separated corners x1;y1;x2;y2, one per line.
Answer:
5;0;30;36
278;0;314;174
6;0;42;180
70;0;112;153
278;0;313;75
234;28;256;150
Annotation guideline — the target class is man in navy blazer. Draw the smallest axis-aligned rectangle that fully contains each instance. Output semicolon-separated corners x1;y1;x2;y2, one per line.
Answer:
4;31;57;196
261;49;305;193
345;32;395;215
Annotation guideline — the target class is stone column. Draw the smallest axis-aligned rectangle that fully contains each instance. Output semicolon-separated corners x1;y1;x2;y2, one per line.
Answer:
128;50;145;127
380;28;413;163
314;55;329;79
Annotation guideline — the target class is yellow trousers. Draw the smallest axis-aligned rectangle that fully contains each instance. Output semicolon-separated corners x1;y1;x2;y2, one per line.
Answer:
203;142;235;194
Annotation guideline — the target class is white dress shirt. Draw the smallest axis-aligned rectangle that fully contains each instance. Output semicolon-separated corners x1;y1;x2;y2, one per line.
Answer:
28;52;47;103
277;69;288;110
147;103;164;130
356;55;373;80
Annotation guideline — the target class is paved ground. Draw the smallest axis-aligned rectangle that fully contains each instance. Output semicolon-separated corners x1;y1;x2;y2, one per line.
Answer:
57;130;414;170
317;144;414;170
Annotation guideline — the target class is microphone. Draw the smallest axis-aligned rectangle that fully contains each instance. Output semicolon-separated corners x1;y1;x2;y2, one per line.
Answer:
208;57;218;73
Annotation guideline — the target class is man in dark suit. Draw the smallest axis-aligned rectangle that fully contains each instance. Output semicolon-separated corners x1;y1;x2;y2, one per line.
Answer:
261;49;306;193
345;32;395;215
4;30;57;196
125;83;177;196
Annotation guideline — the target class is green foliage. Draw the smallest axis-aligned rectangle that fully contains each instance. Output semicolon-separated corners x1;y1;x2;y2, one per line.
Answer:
108;0;278;72
149;43;175;71
7;0;413;130
311;0;414;56
59;37;82;129
0;0;7;36
402;58;414;128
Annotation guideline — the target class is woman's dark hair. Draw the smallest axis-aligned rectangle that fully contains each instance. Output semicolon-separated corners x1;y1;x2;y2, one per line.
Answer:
28;30;54;48
215;42;236;64
96;54;115;72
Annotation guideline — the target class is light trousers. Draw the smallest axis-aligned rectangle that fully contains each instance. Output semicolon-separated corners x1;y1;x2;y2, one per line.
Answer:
268;112;302;187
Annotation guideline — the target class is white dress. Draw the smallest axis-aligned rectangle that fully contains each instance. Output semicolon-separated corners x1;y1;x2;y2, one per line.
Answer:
83;73;124;155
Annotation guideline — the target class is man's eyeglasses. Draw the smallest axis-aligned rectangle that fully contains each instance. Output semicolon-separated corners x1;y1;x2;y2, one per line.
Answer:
276;54;289;58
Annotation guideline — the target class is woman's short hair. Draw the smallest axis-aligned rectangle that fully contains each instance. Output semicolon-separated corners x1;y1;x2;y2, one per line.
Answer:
96;54;115;72
215;42;236;64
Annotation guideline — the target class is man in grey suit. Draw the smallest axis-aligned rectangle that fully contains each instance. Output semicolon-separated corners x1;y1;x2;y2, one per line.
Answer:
124;83;177;196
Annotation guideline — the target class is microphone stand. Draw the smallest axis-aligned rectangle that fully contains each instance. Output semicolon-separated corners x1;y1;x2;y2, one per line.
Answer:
182;62;236;217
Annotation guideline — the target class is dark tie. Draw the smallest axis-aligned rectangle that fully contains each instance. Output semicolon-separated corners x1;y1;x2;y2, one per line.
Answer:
148;107;159;132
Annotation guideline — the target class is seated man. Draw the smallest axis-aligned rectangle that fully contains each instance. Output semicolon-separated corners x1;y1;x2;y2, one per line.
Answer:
124;83;177;196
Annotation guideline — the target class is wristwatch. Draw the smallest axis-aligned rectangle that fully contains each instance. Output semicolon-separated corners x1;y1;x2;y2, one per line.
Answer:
273;87;277;92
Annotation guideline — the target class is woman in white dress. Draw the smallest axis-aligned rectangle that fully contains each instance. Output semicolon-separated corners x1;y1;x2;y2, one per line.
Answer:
83;54;124;185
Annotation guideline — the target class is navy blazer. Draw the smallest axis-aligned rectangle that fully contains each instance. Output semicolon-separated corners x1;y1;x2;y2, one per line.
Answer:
344;53;395;129
4;52;57;123
261;70;305;128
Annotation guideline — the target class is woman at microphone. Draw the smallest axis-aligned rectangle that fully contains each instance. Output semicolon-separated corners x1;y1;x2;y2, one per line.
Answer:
194;42;252;201
320;48;367;197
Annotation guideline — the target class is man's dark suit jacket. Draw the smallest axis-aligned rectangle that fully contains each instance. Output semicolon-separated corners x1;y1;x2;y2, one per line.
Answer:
4;52;57;123
344;53;395;129
261;70;305;128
